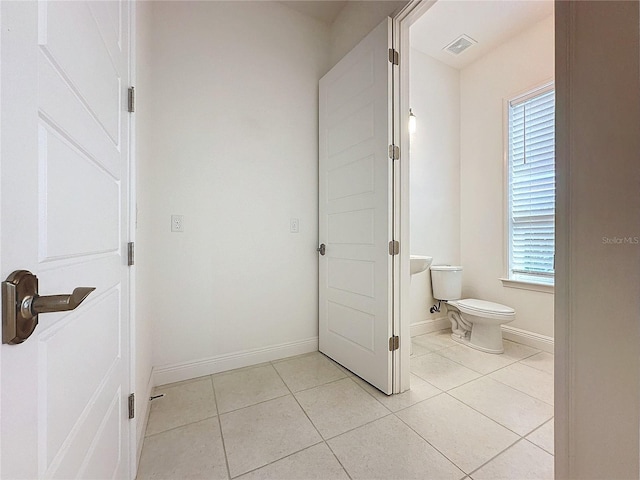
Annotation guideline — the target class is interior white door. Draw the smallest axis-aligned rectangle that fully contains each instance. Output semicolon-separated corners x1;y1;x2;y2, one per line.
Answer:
319;18;395;394
1;1;132;478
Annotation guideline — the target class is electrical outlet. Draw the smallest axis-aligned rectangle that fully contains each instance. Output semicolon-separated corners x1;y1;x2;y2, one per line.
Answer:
171;215;184;233
290;218;299;233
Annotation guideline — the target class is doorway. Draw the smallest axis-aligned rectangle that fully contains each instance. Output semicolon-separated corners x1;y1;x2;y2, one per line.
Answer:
395;0;556;476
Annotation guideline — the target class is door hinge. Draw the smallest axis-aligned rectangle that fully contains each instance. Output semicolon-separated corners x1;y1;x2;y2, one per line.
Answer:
388;240;399;255
389;335;399;351
388;144;400;160
127;87;135;113
128;393;135;419
388;48;399;65
127;242;135;266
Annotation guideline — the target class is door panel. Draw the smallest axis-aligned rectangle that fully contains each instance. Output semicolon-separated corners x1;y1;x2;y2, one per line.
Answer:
319;18;394;394
39;52;122;176
40;124;121;259
327;155;375;200
1;1;131;478
42;1;122;141
43;289;121;464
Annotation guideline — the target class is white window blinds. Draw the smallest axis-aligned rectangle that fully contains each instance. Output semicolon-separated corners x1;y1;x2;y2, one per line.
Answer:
508;86;555;284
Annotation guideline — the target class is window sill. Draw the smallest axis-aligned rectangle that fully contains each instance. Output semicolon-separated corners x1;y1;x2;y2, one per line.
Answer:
499;278;554;294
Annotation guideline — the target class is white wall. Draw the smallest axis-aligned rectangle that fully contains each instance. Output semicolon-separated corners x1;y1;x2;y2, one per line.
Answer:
137;1;330;384
330;0;407;66
460;16;555;338
555;2;640;476
409;48;460;327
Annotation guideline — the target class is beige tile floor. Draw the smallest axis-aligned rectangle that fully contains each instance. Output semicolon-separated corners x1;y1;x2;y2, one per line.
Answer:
137;330;554;480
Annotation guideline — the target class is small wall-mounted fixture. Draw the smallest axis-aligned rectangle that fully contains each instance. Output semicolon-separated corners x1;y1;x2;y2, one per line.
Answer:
409;108;417;134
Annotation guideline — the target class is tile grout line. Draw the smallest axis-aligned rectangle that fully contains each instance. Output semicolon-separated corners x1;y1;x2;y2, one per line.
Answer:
143;413;219;439
527;416;554;436
270;363;323;438
441;390;535;440
521;435;555;456
411;338;555;449
423;346;532;377
211;362;274;379
211;361;327;478
412;339;555;435
382;386;444;415
299;375;396;443
393;399;519;478
344;374;395;410
270;360;354;480
465;436;547;478
228;440;327;479
146;340;553;479
515;357;555;376
323;442;354;480
406;336;554;475
409;365;482;394
411;349;553;407
283;373;351;396
486;364;554;406
443;388;553;439
525;418;555;456
322;409;397;442
269;354;355;394
390;394;469;477
278;370;393;444
215;391;292;417
209;375;233;480
519;362;555;375
344;373;445;416
214;356;342;414
199;355;361;477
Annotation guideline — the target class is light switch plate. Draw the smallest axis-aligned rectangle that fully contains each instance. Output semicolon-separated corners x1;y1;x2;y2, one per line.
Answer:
290;218;299;233
171;215;184;232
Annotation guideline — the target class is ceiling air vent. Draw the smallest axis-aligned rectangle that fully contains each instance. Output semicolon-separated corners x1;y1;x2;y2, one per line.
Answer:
443;34;477;56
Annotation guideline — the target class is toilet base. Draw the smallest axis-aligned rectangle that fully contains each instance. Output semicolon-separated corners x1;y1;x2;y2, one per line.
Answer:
450;323;505;354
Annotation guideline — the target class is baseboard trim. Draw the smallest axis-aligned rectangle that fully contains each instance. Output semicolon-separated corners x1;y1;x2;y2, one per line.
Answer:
502;325;554;353
153;337;319;386
410;317;450;337
410;319;554;353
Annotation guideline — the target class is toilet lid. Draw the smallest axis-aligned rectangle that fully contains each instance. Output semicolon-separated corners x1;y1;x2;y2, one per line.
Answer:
454;299;515;316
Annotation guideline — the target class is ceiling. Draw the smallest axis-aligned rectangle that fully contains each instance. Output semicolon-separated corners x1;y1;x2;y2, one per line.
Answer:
280;1;348;24
410;0;554;70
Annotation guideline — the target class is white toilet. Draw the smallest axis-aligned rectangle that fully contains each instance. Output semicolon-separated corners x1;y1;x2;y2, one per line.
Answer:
430;265;515;354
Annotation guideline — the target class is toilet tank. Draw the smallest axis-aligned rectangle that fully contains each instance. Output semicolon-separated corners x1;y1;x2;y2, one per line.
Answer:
430;265;463;300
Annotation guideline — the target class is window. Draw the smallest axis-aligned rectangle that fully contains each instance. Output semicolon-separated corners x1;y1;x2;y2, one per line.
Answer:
507;85;555;285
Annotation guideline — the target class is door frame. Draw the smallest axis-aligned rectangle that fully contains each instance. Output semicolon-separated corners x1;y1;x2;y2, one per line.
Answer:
127;1;139;478
393;0;569;473
0;2;4;474
391;0;438;394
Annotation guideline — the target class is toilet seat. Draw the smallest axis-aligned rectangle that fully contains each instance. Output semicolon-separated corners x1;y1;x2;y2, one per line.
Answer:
449;298;515;320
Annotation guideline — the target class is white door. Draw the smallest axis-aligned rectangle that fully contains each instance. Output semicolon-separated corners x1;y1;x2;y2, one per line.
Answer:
319;18;395;395
1;1;132;478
